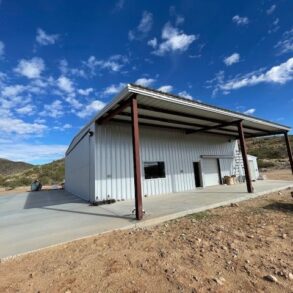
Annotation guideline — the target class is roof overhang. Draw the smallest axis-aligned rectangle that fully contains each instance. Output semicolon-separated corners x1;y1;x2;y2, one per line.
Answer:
66;84;291;155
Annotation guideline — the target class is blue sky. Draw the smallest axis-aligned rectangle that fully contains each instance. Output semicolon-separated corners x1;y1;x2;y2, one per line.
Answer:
0;0;292;164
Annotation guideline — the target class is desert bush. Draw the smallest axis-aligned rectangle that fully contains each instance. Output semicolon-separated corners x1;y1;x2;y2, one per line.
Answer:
258;159;275;169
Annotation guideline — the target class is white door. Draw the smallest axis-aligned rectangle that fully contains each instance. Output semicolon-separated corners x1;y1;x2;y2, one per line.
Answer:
249;160;256;180
203;159;219;186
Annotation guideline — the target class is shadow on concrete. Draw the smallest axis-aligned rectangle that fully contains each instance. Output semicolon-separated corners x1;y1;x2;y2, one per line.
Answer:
24;190;84;209
24;190;134;220
42;206;134;220
263;202;293;214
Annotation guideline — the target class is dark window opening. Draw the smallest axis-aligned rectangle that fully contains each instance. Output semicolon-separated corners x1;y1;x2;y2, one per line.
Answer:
144;162;166;179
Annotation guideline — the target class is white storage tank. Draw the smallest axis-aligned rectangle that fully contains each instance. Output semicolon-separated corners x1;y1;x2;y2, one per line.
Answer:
247;155;259;181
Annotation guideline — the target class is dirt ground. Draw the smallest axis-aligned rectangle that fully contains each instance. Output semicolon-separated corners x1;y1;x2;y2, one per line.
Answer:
263;168;293;181
1;187;292;292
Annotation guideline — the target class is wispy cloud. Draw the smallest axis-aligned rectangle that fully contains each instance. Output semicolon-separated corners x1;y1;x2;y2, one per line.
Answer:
76;100;106;118
243;108;256;115
16;104;36;115
232;15;249;26
14;57;45;79
0;41;4;58
129;11;153;40
210;57;293;94
152;22;198;56
113;0;124;12
266;4;276;15
135;78;155;87
59;59;86;78
275;28;293;54
178;90;193;100
223;53;240;66
40;100;64;118
103;82;125;95
158;85;173;93
78;88;93;96
53;123;72;131
83;55;128;75
36;28;59;46
0;116;47;135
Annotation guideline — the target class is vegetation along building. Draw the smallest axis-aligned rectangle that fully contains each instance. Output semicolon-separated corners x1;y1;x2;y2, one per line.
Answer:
65;84;293;220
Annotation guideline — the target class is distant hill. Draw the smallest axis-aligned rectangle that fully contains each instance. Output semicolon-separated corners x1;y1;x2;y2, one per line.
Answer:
0;158;65;188
0;158;33;176
246;134;293;169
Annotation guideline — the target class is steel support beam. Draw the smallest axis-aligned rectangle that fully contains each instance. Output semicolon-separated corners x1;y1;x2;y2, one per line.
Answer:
186;120;241;134
118;112;239;136
284;131;293;174
113;118;238;139
131;97;143;220
237;121;253;193
97;98;132;124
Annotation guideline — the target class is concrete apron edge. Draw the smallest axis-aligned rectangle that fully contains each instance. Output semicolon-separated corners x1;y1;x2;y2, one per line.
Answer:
1;183;292;263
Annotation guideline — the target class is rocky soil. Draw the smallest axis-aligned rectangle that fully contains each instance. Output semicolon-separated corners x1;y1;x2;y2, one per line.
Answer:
1;184;292;292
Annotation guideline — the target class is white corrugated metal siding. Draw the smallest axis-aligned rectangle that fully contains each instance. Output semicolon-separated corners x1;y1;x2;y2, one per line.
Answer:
95;122;236;201
65;124;95;201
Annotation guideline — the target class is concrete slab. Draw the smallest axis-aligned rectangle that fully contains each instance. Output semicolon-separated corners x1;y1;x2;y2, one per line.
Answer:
0;180;292;260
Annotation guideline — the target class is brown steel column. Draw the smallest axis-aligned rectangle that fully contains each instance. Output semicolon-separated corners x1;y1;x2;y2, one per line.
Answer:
237;121;253;193
284;131;293;174
131;97;143;220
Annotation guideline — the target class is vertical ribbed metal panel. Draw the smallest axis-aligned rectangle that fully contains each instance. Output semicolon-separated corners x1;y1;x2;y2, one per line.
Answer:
95;123;237;201
65;124;95;202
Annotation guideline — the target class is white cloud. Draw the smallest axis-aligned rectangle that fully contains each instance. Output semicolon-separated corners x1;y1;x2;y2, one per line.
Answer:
275;28;293;55
153;23;198;56
14;57;45;79
0;117;47;135
138;11;153;33
40;100;64;118
147;38;157;48
2;84;26;96
266;4;276;15
113;0;124;11
36;28;59;46
158;85;173;92
135;78;155;87
232;15;249;26
103;83;125;95
128;11;153;40
78;88;93;96
64;96;82;109
83;55;128;74
59;59;86;78
16;104;36;115
57;75;74;93
243;108;256;115
0;41;4;58
178;90;193;100
53;123;72;131
77;100;106;118
213;57;293;93
0;143;67;163
224;53;240;66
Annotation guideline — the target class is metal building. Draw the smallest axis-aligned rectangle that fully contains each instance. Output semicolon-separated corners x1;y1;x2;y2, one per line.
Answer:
65;84;293;219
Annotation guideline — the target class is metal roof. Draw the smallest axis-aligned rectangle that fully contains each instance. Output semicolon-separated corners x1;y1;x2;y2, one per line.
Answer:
66;84;291;155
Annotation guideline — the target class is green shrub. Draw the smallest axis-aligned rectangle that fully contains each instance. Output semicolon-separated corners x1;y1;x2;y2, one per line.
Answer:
258;159;275;169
